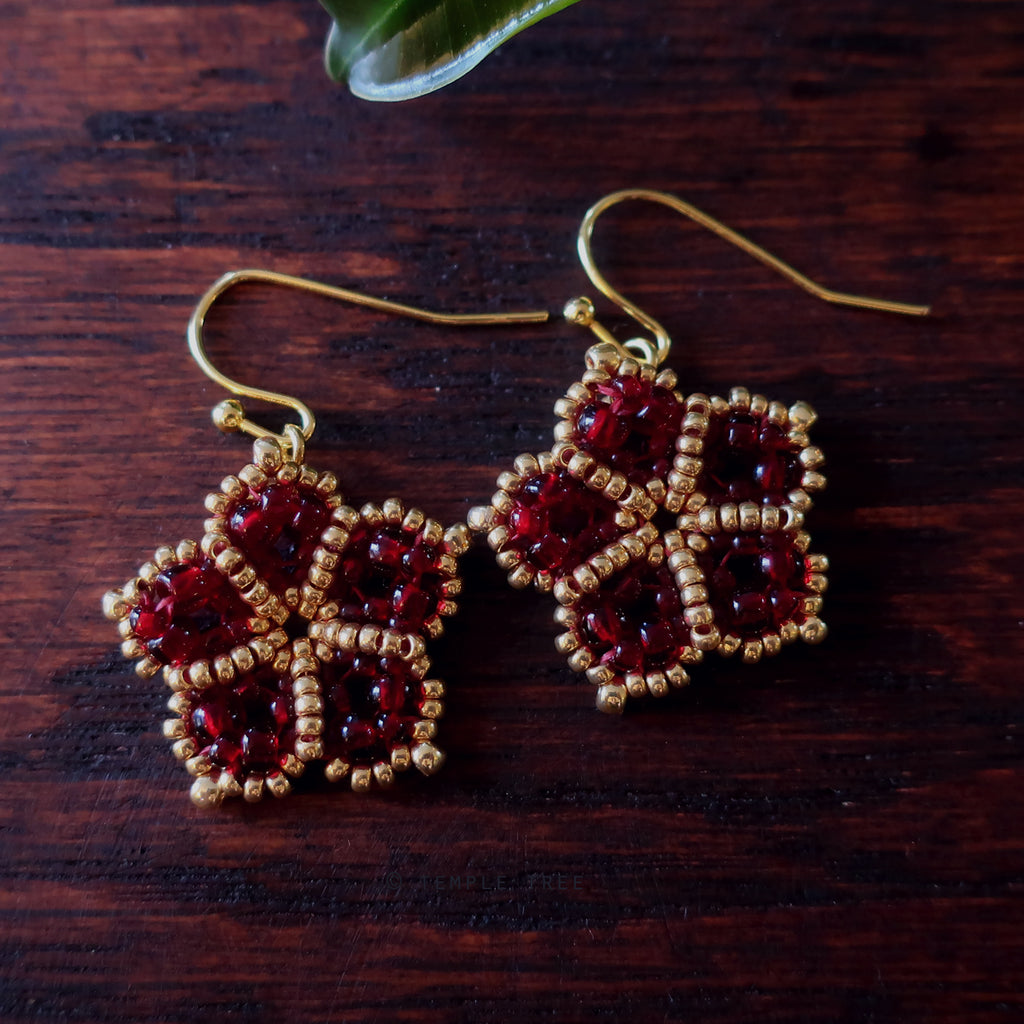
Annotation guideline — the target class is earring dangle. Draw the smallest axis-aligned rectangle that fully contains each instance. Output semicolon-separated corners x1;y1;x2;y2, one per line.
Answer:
102;269;549;806
469;189;930;714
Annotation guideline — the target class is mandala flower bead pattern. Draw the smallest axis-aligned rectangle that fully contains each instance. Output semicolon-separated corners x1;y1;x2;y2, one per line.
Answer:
104;435;467;807
470;342;829;713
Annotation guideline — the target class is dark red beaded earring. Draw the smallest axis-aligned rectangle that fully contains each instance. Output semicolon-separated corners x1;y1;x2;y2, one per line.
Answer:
469;189;930;714
102;269;548;807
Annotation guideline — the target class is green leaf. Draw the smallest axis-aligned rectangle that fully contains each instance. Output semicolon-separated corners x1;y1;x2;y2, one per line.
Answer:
320;0;582;101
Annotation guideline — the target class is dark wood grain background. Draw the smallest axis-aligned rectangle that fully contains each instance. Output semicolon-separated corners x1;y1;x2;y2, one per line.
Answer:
2;1;1022;1021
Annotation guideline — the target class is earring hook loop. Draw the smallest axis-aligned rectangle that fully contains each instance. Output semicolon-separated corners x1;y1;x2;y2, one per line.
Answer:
571;188;931;365
187;268;550;453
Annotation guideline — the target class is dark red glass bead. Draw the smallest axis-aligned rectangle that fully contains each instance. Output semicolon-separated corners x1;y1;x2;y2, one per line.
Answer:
571;376;682;485
576;561;690;673
129;559;253;666
697;533;809;640
327;525;446;633
700;411;804;505
503;470;626;577
186;664;295;777
320;650;423;767
224;482;332;594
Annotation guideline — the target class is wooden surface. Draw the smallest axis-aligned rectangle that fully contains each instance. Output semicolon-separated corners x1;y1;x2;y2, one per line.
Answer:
2;1;1023;1020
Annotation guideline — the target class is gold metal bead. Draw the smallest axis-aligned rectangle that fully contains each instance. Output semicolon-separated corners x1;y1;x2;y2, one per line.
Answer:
647;672;669;698
718;634;741;657
265;773;291;798
101;589;129;621
596;683;627;715
729;386;751;411
252;436;284;473
162;718;187;740
800;617;828;644
411;741;445;776
219;773;243;799
324;758;350;782
742;640;764;664
188;661;213;690
190;775;223;809
568;648;594;672
624;672;647;698
172;738;197;761
789;400;818;430
390;746;411;772
762;634;782;657
739;502;760;532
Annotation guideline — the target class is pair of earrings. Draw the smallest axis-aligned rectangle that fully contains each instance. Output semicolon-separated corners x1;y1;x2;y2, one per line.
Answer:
102;189;929;808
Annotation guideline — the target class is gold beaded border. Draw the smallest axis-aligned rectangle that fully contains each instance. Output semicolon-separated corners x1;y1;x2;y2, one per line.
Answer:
201;435;347;622
165;635;324;809
467;450;647;593
552;343;696;509
101;538;280;687
308;618;445;790
314;499;468;641
550;523;714;714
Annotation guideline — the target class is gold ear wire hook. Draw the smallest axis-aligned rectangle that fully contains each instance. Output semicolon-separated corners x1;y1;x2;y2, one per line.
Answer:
188;268;550;452
568;188;931;365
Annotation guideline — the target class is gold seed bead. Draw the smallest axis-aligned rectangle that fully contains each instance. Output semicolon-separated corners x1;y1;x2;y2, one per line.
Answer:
266;773;291;798
697;507;719;533
666;665;690;688
800;617;828;644
219;773;243;799
739;502;760;532
718;634;741;657
323;758;350;782
742;640;764;664
315;471;339;497
252;437;284;473
729;386;751;411
373;763;395;789
692;625;721;652
624;673;647;698
162;719;187;740
647;672;670;698
720;504;739;531
568;648;594;672
763;634;782;657
508;564;534;589
190;776;223;810
172;738;197;761
411;741;445;776
596;683;627;715
391;747;411;772
243;777;264;802
789;400;817;430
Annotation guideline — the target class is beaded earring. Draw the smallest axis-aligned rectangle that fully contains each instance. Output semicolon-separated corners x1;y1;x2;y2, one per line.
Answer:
102;269;548;806
469;189;929;713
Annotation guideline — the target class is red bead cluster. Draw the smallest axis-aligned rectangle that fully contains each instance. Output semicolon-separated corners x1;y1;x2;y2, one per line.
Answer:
470;342;829;712
104;436;464;807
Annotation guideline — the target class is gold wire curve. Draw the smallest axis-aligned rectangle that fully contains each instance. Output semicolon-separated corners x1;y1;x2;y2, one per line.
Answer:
187;268;551;448
572;188;932;365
